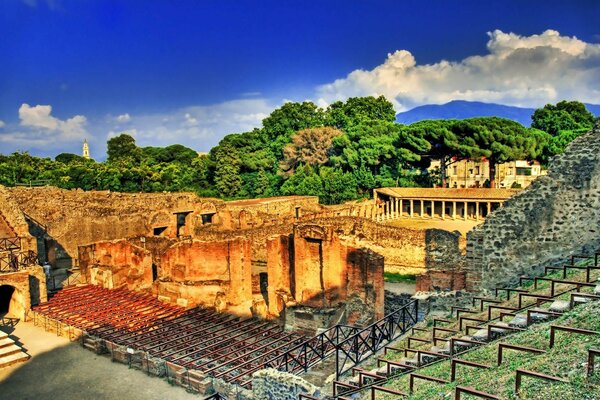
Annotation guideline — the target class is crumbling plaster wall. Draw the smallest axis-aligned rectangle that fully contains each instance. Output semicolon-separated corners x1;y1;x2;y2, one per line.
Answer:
267;224;385;330
0;185;37;251
158;237;253;311
466;126;600;291
78;240;153;291
0;267;47;320
9;187;224;268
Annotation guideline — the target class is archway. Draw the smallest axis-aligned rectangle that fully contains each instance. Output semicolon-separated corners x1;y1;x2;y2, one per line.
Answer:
0;285;16;315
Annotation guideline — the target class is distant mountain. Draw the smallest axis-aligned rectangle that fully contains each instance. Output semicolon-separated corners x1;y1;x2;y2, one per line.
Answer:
396;100;600;126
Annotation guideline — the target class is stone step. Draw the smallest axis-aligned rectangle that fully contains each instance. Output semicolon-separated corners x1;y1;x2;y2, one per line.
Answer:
550;300;571;313
0;337;15;349
528;309;551;323
509;314;528;328
374;365;388;376
430;344;451;355
83;342;96;352
0;351;29;369
0;344;23;358
0;332;8;340
472;329;489;342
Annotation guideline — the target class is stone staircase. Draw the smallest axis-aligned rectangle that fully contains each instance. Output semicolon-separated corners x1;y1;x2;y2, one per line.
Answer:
317;256;600;399
0;331;30;368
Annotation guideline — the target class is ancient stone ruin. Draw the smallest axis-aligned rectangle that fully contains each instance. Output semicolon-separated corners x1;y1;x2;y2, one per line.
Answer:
3;125;600;398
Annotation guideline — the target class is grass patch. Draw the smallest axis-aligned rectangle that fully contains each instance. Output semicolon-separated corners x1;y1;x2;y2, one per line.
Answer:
384;272;416;283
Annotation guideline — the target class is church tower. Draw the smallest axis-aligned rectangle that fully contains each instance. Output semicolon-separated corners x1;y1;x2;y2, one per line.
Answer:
82;139;90;159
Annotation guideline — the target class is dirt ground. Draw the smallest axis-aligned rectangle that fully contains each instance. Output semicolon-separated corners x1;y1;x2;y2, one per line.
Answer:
0;321;199;400
384;217;482;236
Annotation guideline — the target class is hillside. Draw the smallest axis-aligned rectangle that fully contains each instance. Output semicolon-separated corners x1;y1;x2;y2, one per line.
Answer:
396;100;600;126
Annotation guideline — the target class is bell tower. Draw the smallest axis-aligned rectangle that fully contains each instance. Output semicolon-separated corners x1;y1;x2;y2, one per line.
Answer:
82;139;90;159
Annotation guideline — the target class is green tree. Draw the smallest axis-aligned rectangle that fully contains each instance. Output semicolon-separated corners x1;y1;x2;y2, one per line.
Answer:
531;101;594;136
463;117;544;188
107;133;141;163
325;95;396;130
55;153;87;164
213;144;242;198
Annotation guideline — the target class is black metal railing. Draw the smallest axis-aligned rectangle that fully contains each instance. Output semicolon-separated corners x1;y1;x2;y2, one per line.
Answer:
335;300;419;377
47;269;87;291
265;300;419;379
204;392;227;400
0;250;37;273
0;237;20;252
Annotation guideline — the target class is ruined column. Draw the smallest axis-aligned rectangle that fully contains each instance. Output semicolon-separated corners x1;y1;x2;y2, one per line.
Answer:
266;235;292;316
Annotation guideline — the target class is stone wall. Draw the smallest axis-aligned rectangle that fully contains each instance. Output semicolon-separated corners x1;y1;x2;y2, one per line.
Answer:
9;187;224;268
0;267;47;320
158;237;253;311
78;240;153;291
267;223;385;331
466;126;600;290
0;185;37;251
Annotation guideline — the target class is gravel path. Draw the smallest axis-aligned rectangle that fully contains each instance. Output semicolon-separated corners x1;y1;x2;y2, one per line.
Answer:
0;321;199;400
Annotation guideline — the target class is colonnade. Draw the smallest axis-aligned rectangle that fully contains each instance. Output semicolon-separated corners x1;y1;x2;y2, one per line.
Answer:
372;198;504;222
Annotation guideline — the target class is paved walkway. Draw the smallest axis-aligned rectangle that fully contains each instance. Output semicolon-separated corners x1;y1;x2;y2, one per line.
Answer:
0;320;199;400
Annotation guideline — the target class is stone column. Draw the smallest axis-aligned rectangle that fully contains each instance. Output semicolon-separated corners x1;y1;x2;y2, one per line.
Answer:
452;201;456;220
420;200;424;218
442;200;446;220
464;201;468;220
399;199;403;218
476;202;480;221
431;200;435;218
487;201;491;217
410;199;414;217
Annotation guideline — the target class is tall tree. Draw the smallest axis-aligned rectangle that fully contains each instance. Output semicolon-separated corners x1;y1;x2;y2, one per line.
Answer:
404;120;489;187
213;144;242;198
280;127;343;175
463;117;542;188
531;100;595;136
325;95;396;130
262;101;325;141
107;133;141;163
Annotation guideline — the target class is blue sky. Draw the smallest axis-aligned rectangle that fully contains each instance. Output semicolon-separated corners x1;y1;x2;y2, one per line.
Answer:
1;0;599;159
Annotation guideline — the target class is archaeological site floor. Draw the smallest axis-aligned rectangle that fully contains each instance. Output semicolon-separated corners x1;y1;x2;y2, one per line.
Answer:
0;320;198;400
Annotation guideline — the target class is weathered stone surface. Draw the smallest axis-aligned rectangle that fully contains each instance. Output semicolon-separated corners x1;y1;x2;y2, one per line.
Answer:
466;125;600;290
252;368;319;400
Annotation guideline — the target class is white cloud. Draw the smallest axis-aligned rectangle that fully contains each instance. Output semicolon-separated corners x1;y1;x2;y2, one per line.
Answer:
107;99;272;152
0;120;5;128
18;103;87;140
116;113;131;122
316;29;600;111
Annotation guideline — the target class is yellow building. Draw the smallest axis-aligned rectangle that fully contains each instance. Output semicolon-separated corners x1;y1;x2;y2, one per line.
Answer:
429;158;546;189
